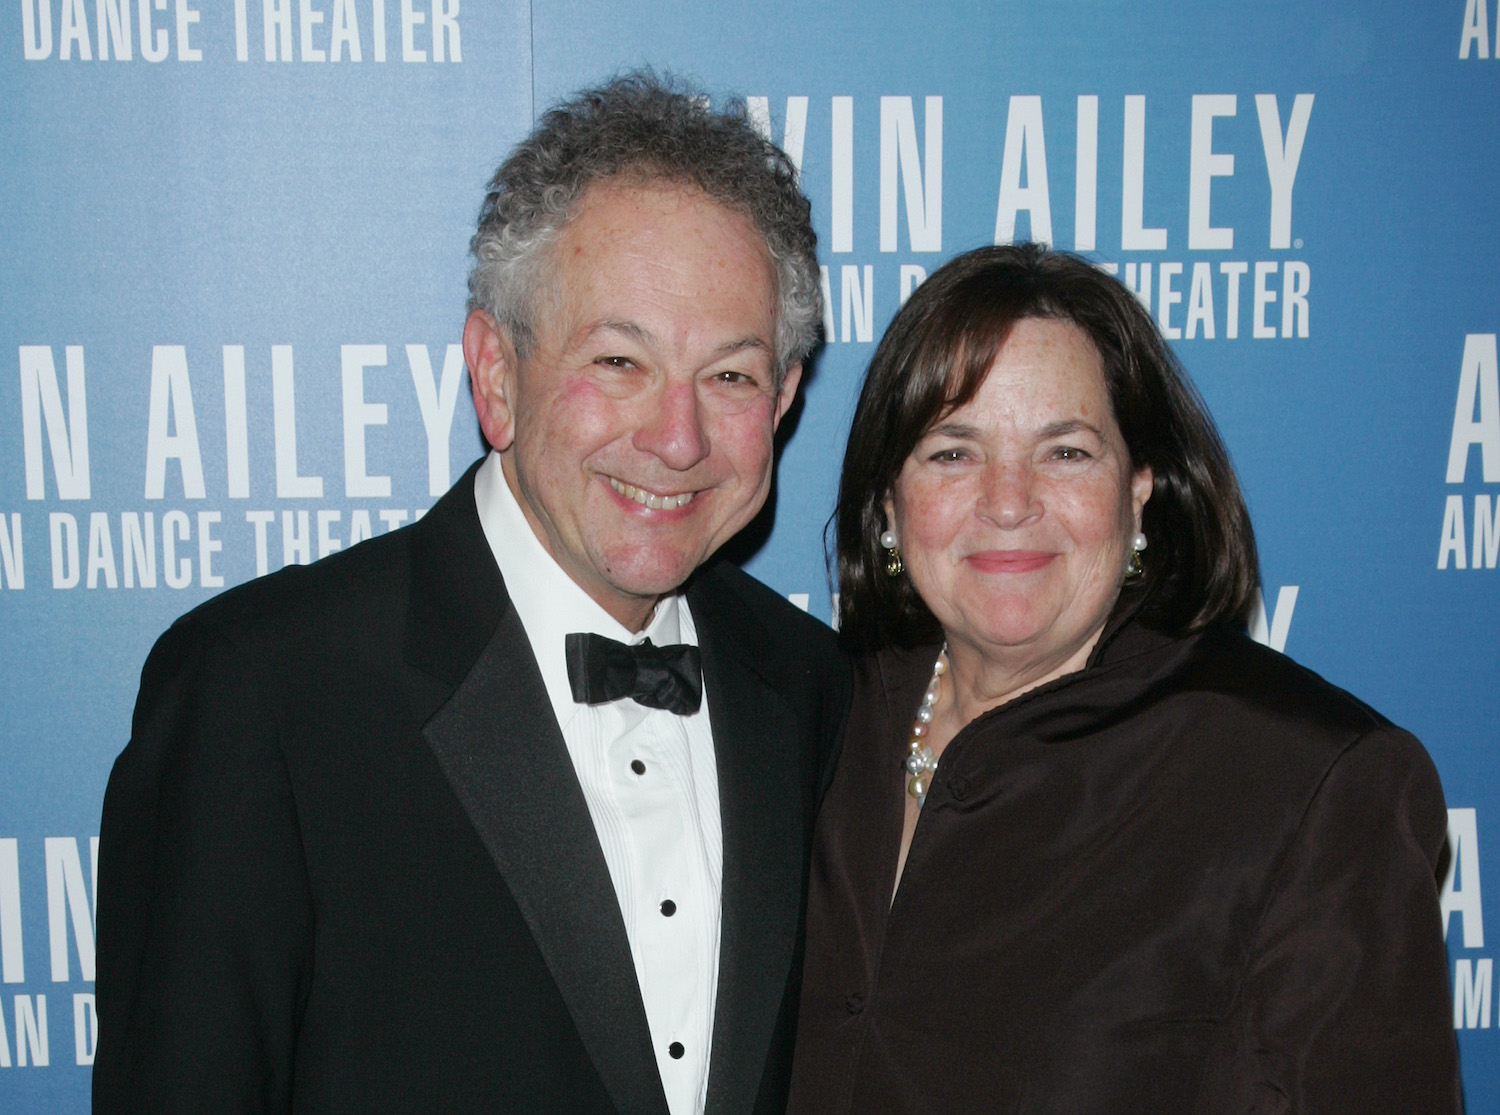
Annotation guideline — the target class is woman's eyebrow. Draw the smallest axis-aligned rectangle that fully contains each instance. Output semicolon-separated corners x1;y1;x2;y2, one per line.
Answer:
926;422;981;439
1037;419;1103;439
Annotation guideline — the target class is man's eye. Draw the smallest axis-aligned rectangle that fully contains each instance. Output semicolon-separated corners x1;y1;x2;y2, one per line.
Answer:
712;370;755;385
597;356;635;369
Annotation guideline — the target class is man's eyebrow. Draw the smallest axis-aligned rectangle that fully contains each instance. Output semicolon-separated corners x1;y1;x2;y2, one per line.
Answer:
590;319;655;347
586;321;772;359
713;336;771;357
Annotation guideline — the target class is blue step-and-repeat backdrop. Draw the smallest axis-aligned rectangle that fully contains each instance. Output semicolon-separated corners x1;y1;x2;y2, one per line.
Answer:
3;1;1498;1108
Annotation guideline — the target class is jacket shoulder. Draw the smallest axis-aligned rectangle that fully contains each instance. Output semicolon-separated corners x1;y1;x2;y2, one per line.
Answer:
690;561;851;762
1181;626;1429;776
179;524;409;638
1194;627;1389;725
141;525;416;697
694;560;841;658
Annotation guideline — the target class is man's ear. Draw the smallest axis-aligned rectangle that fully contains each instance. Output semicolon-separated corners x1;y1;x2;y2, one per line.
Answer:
463;309;519;451
771;362;803;432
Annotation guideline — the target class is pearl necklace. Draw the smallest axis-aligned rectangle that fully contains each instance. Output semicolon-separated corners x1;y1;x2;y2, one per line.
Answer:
905;644;948;806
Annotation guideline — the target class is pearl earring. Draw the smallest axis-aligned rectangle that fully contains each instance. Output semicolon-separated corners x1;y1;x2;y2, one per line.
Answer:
1126;531;1146;579
880;529;904;577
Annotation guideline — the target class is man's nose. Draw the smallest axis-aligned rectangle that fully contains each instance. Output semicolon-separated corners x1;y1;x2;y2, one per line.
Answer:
976;460;1041;528
634;379;710;472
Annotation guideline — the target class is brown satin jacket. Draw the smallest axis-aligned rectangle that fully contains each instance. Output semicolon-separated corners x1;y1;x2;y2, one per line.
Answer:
789;608;1461;1114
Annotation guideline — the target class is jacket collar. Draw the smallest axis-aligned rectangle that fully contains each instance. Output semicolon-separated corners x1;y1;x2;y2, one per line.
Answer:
410;470;800;1115
688;567;803;1115
876;586;1185;728
1083;584;1179;670
411;462;668;1113
402;458;508;689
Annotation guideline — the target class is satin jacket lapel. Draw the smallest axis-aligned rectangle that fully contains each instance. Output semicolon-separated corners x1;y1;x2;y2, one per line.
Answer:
408;466;669;1115
691;576;803;1115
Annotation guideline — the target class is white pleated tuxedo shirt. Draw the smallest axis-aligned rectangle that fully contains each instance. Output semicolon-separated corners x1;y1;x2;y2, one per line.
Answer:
473;452;722;1115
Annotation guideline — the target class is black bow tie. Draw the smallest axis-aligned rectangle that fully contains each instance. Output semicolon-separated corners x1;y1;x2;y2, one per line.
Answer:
565;633;704;716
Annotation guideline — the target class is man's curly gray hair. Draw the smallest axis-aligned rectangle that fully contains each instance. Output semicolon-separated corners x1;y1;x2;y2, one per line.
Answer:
467;72;821;385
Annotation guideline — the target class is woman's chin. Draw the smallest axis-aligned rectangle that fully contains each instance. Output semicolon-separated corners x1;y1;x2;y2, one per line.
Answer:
943;613;1055;654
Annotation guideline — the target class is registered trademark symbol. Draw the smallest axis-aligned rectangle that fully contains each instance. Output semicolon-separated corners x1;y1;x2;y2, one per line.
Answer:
1294;238;1303;248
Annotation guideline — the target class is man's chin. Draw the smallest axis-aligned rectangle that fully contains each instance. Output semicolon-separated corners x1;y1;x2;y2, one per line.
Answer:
600;550;712;601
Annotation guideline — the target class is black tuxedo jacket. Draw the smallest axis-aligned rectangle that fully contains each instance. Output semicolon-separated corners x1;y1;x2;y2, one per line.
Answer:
93;464;851;1114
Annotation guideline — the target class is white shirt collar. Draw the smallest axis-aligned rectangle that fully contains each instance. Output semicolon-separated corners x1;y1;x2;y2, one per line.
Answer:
472;451;693;732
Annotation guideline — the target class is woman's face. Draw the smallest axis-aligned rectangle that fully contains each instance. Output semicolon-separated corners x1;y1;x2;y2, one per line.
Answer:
887;317;1153;674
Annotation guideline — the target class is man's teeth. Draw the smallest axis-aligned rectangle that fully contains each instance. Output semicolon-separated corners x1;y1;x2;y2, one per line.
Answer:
608;477;697;510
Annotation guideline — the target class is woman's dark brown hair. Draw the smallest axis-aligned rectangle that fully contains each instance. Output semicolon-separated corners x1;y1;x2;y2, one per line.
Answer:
835;243;1259;648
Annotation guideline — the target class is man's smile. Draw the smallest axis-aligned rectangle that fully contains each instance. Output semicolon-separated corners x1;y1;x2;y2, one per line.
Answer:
606;475;700;510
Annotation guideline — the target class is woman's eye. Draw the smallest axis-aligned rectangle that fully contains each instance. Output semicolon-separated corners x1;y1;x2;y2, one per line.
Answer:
598;356;635;369
1052;445;1090;461
929;448;967;463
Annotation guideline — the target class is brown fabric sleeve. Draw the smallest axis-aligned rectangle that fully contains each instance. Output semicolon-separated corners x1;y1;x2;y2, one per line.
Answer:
1198;726;1462;1114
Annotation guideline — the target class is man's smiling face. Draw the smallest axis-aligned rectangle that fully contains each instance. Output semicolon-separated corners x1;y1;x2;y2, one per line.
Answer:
464;180;801;630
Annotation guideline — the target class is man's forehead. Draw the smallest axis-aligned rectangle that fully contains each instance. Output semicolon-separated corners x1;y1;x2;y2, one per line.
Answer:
531;184;777;339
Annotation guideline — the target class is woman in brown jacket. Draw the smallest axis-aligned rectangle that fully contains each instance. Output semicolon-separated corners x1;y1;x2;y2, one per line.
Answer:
788;245;1460;1113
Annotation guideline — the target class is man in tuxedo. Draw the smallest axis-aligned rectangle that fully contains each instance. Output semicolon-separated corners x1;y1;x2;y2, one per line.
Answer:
94;74;848;1114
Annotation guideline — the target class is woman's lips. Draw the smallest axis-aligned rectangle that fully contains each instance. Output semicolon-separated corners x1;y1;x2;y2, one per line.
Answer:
965;550;1057;574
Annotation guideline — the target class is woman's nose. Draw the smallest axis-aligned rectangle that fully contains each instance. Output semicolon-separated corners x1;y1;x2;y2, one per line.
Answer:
976;460;1041;528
